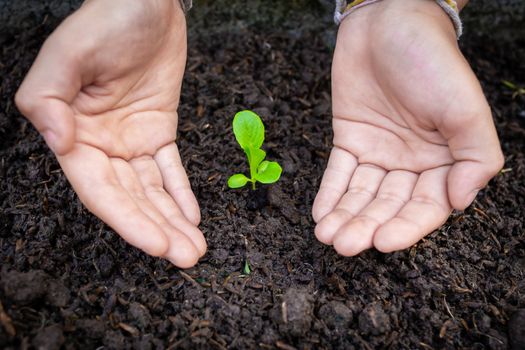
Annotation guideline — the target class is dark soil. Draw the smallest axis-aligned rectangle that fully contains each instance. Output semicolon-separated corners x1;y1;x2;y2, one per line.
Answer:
1;1;524;349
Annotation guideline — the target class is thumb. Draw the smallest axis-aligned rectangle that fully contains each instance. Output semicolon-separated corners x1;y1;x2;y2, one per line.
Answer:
440;104;504;210
15;34;80;155
15;94;75;155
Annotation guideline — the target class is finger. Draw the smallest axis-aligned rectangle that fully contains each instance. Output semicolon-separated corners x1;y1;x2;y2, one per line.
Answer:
155;143;201;226
149;191;207;258
111;158;201;268
438;90;504;210
130;156;207;257
447;158;503;210
111;158;171;225
312;147;358;223
15;32;81;155
315;164;386;244
331;170;418;256
57;145;169;257
161;224;202;269
372;166;452;253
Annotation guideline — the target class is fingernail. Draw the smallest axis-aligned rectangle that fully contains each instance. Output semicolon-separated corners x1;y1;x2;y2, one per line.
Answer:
42;130;58;153
466;189;479;206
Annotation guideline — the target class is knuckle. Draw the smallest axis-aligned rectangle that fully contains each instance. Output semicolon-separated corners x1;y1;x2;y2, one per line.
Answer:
492;151;505;173
189;210;201;226
376;192;406;205
149;241;170;258
147;232;171;257
14;87;34;115
15;88;45;127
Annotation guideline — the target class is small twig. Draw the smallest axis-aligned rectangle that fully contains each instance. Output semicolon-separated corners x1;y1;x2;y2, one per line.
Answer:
473;207;497;225
224;284;241;296
0;300;16;337
443;296;455;320
281;302;288;324
167;337;188;350
419;342;435;350
276;340;297;350
118;322;139;336
179;271;202;289
439;319;454;338
487;230;502;251
452;285;472;294
472;207;502;250
99;236;118;256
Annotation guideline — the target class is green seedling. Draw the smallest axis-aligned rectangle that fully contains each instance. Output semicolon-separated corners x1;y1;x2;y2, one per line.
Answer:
228;110;282;190
502;80;525;99
243;260;252;275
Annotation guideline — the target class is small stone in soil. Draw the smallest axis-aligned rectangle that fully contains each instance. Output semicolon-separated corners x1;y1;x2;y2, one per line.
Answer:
133;335;156;350
268;185;301;224
277;288;314;337
45;279;70;307
75;319;106;339
509;309;525;350
358;303;391;336
32;324;64;350
1;270;49;305
267;185;286;208
128;302;152;331
98;253;115;277
253;107;272;118
318;301;353;333
210;248;229;265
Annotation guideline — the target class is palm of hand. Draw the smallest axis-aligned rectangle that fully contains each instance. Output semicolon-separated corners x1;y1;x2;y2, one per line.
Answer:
312;3;503;256
60;58;206;268
18;0;206;267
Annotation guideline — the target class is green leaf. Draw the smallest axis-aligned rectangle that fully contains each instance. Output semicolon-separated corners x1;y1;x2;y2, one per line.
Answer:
243;260;251;275
502;80;517;89
246;148;266;178
257;160;269;174
255;161;282;184
233;110;265;150
228;173;249;188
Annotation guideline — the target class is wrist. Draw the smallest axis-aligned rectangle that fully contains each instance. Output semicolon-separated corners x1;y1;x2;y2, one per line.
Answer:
337;0;458;41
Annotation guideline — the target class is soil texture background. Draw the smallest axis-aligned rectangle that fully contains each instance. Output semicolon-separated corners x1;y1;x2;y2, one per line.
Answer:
0;1;524;349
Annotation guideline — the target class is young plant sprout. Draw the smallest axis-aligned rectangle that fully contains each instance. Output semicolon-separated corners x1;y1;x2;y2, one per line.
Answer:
243;260;252;275
227;110;282;190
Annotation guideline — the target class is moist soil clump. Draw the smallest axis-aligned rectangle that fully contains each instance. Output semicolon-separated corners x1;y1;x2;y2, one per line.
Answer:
1;1;524;349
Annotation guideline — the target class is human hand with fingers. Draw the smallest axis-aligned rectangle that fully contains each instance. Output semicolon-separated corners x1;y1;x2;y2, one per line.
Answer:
15;0;206;268
313;0;504;256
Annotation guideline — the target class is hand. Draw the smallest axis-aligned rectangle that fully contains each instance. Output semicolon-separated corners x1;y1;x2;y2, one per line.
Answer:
312;0;503;256
15;0;206;268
